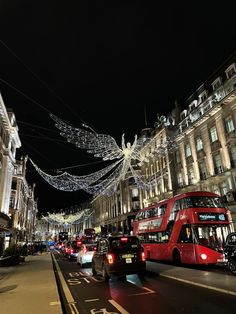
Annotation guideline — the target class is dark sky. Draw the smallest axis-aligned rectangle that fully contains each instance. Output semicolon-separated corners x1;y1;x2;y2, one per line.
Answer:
1;1;236;214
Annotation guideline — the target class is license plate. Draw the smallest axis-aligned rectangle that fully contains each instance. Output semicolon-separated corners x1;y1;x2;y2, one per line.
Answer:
126;258;132;263
122;254;134;258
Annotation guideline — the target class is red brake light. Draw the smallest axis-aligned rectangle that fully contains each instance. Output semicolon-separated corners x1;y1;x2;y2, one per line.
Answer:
70;249;74;254
77;241;82;246
141;252;146;262
120;237;128;242
107;254;114;264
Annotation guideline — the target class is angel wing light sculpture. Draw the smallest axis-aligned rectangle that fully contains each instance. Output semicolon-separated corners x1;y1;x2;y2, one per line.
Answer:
30;113;150;197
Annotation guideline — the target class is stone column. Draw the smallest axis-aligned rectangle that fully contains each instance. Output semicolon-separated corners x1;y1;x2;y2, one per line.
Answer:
201;125;214;175
215;113;231;169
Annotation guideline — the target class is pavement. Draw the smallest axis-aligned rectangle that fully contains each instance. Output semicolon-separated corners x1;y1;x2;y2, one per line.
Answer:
0;252;63;314
0;253;236;314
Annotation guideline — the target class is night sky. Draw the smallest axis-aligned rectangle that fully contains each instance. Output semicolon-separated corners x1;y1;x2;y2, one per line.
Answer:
1;1;236;214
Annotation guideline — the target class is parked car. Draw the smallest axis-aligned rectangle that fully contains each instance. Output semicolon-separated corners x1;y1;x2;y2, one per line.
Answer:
92;235;146;281
224;232;236;275
77;244;96;267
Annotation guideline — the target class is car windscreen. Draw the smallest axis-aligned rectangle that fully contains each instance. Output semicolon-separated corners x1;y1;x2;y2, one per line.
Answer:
109;237;140;250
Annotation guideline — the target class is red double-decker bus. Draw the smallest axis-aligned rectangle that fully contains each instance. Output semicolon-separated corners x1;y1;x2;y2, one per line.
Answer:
133;191;234;265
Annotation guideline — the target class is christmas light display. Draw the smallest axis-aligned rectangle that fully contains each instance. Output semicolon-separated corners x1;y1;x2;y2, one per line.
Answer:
31;114;176;196
42;211;87;225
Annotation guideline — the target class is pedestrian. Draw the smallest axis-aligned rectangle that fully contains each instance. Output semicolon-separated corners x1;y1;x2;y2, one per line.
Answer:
39;243;43;255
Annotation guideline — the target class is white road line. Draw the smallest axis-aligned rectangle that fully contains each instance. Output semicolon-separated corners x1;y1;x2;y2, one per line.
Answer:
85;299;100;302
160;273;236;297
109;299;130;314
83;277;90;283
128;286;155;296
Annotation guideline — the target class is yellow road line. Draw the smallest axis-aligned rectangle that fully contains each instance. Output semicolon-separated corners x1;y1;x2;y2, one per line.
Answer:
52;253;79;313
109;299;130;314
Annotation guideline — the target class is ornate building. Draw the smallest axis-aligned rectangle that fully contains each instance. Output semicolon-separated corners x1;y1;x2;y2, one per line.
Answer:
0;94;21;253
10;156;38;245
0;94;38;255
92;52;236;232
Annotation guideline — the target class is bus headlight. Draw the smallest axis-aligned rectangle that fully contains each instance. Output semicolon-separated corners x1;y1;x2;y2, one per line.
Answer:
200;253;207;260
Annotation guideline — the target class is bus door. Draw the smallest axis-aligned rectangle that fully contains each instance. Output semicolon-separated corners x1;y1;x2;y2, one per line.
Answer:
177;224;196;264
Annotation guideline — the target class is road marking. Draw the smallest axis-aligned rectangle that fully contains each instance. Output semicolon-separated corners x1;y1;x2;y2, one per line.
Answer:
160;273;236;297
52;253;80;313
91;276;103;282
49;301;61;306
128;286;155;296
109;299;130;314
83;277;90;283
85;299;100;302
69;302;79;314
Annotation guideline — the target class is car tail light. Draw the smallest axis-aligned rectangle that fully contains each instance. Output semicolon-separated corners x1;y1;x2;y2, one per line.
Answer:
107;254;115;264
141;251;146;262
70;249;74;254
120;237;128;242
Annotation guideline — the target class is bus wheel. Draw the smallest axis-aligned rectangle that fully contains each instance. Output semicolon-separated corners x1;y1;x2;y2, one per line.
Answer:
173;249;181;265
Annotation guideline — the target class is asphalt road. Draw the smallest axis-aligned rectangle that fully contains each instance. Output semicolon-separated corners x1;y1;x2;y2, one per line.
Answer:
53;251;236;314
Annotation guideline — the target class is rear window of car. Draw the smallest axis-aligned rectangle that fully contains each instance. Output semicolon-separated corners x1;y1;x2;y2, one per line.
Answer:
86;245;96;251
109;237;140;250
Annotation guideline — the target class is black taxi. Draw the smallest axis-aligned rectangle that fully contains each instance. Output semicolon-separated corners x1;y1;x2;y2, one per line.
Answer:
92;235;146;281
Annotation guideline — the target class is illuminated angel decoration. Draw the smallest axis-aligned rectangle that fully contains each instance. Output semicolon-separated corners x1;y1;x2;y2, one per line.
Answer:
30;113;150;197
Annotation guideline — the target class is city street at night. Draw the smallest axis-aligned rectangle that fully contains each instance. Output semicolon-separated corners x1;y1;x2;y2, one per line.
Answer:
1;2;236;314
1;251;236;314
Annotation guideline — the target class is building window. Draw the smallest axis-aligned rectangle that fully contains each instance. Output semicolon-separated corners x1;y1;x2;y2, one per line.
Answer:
175;150;180;163
226;63;236;79
212;77;222;90
185;143;192;157
199;161;207;180
225;116;235;133
230;146;236;168
177;173;183;187
187;167;195;185
199;90;208;103
132;188;138;198
196;137;203;151
213;154;223;174
210;126;218;143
